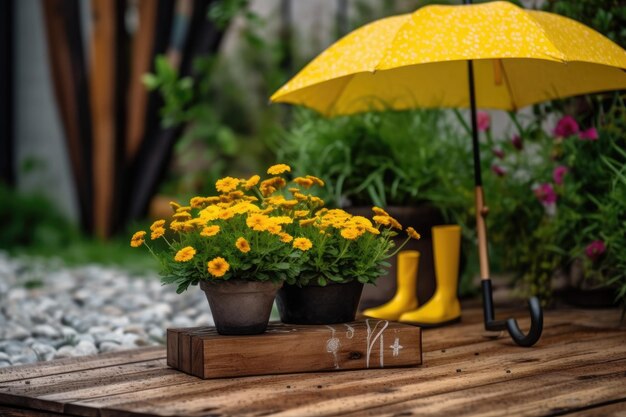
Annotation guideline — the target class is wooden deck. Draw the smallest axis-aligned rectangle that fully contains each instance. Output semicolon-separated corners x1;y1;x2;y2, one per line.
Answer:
0;305;625;416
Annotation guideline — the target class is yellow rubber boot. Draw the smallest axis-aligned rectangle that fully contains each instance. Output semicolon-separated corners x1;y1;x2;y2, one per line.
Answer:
362;251;420;321
399;225;461;327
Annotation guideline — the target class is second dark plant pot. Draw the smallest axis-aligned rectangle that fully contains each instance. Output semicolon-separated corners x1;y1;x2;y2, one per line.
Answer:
276;281;364;325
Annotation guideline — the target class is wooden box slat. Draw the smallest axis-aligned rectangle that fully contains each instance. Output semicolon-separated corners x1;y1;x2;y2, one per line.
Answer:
167;320;422;379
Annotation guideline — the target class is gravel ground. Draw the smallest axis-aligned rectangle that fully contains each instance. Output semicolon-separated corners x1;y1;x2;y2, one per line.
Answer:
0;252;213;367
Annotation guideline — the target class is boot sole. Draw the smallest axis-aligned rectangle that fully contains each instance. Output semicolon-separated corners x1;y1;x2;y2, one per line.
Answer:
401;316;461;328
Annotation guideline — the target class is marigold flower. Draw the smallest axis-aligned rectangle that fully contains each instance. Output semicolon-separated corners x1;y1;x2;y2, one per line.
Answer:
293;177;314;188
175;246;196;262
367;227;381;235
406;227;421;240
172;211;192;221
288;187;300;193
299;218;317;226
267;224;282;235
150;219;166;231
169;201;181;211
306;175;325;186
190;197;206;209
244;175;260;190
372;206;389;217
218;208;235;220
130;231;146;247
389;217;402;230
293;237;313;251
151;227;165;240
293;192;307;201
341;228;360;240
309;196;324;207
176;206;191;212
246;213;270;231
373;215;391;226
207;257;230;277
267;164;291;175
279;232;293;243
294;210;309;218
200;225;220;237
272;216;293;225
235;237;251;253
205;196;221;204
216;177;240;193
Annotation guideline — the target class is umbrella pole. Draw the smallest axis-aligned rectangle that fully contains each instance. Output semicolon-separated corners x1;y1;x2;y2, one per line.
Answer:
466;59;543;347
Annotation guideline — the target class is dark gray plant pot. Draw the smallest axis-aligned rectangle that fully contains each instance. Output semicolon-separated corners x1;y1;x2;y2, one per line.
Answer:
200;280;282;335
276;281;364;325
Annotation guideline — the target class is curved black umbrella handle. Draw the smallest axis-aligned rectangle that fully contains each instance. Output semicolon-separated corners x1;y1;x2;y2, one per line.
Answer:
482;280;544;347
505;296;543;347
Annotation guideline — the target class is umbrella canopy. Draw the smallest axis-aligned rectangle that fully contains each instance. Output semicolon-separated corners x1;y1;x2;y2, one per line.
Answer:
271;1;626;115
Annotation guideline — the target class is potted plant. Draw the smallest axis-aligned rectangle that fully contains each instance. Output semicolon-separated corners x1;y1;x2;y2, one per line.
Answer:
130;164;321;335
277;204;422;324
276;108;471;307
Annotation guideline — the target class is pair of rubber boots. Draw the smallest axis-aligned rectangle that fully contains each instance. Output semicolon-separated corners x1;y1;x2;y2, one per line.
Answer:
363;225;462;327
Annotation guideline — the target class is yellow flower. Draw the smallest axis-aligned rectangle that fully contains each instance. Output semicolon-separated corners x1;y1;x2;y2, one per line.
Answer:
246;213;270;231
293;192;307;201
389;217;403;230
306;175;325;187
130;231;146;247
267;164;291;175
288;187;300;193
174;246;196;262
170;221;184;232
205;196;221;204
207;257;230;278
367;226;381;235
340;228;361;240
172;211;192;221
406;227;421;240
309;196;325;207
271;216;293;225
294;210;309;218
235;237;251;253
279;232;293;243
228;190;245;200
200;225;220;237
169;201;181;211
216;177;240;193
293;237;313;251
260;177;287;196
218;208;235;220
176;206;191;212
190;197;206;209
293;177;314;188
299;218;317;226
151;227;165;240
278;199;298;208
150;219;166;231
372;206;390;217
373;215;391;227
267;224;282;235
244;175;260;190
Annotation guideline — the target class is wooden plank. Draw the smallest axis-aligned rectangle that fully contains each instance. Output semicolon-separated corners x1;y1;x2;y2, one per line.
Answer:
0;405;67;417
166;329;180;368
342;358;626;417
564;400;626;416
0;347;165;383
168;321;422;379
90;331;626;417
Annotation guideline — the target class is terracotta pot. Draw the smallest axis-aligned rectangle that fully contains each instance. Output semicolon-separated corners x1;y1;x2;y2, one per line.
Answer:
276;281;364;325
200;280;282;335
346;204;446;310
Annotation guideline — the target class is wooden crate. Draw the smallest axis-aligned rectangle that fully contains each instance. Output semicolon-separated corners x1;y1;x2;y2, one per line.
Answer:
167;320;422;379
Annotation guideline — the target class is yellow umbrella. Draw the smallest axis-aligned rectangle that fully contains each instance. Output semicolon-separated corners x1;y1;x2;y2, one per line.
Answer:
270;1;626;347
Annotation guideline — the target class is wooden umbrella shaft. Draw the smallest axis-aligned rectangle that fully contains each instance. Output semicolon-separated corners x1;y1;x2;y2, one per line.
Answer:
466;58;491;281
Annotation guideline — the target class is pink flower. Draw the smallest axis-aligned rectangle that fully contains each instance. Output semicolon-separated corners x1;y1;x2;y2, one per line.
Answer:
554;115;579;138
491;165;506;177
585;240;606;262
477;111;490;132
579;127;598;141
534;183;557;205
552;166;568;185
511;134;523;150
492;147;505;159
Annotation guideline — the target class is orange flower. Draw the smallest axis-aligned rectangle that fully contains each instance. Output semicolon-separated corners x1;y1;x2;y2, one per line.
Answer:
130;231;146;247
293;237;313;251
235;237;251;253
207;257;230;278
174;246;196;262
244;175;260;189
406;227;421;240
267;164;291;175
200;225;220;237
151;227;165;240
